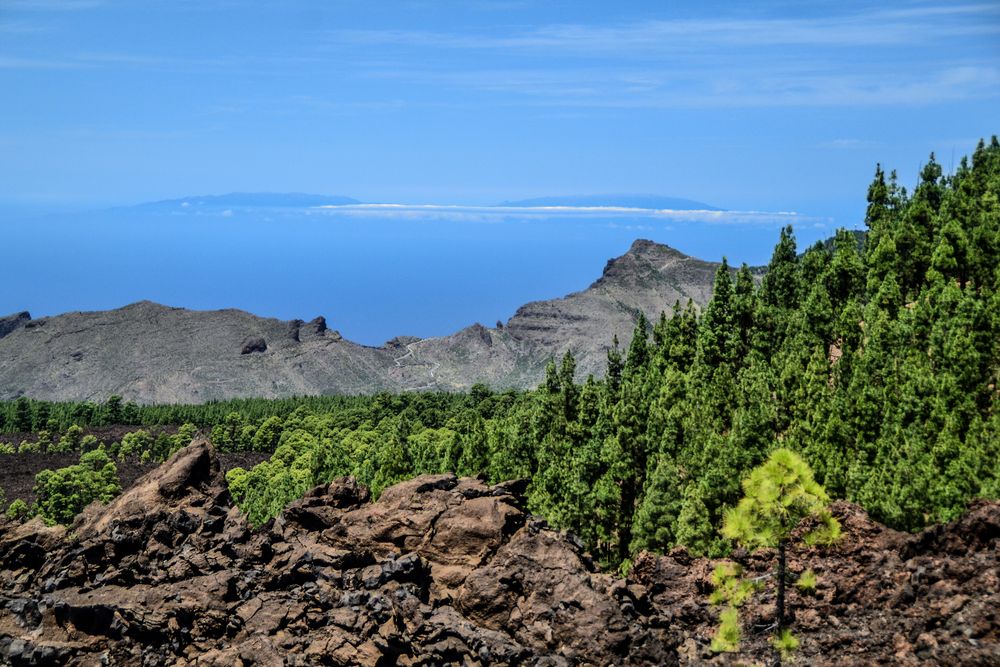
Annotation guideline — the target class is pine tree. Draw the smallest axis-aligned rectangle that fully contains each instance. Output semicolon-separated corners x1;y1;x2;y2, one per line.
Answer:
558;350;579;423
624;313;650;379
32;402;50;431
13;397;31;433
104;395;124;425
629;455;683;553
826;229;866;309
863;164;897;268
760;226;799;310
720;449;841;659
697;258;736;368
733;264;757;363
674;482;715;556
606;335;624;399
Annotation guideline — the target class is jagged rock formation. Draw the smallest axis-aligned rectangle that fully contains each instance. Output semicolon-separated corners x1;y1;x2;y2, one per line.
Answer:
0;240;730;402
0;441;997;666
239;336;268;355
0;313;30;341
0;442;674;665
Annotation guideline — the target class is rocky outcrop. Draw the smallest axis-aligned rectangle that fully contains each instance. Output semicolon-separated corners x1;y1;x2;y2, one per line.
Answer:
2;443;995;666
0;442;675;665
0;312;29;340
0;240;728;402
239;336;268;354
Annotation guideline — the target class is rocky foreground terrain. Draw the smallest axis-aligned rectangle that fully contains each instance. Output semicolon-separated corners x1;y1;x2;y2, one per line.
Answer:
0;240;723;403
0;441;996;666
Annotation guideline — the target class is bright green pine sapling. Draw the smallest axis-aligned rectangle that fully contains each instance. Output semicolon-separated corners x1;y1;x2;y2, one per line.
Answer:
709;561;759;653
714;448;841;662
795;568;818;594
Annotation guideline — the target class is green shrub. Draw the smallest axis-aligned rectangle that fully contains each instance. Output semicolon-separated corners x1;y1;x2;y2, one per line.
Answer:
34;448;121;525
36;430;52;451
6;499;30;521
796;568;818;593
56;424;85;452
228;428;349;526
715;449;840;657
708;562;756;607
167;423;198;460
80;434;100;453
710;606;741;653
118;429;153;460
17;440;40;454
771;628;799;659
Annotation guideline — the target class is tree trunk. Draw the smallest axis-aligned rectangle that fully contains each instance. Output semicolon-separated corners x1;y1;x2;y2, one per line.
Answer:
773;539;787;667
777;539;786;630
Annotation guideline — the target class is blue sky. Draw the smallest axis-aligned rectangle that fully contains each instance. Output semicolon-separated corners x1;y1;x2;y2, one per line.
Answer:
1;1;998;343
1;0;997;222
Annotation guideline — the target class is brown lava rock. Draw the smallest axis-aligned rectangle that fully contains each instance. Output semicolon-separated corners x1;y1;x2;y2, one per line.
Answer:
0;441;996;666
629;500;1000;666
0;441;674;666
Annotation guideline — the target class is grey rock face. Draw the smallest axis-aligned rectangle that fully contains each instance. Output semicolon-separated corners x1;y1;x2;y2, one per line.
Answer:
0;240;729;402
239;337;268;355
0;312;30;340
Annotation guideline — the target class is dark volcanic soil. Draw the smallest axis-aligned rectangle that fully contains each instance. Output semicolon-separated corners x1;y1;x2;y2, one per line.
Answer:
0;441;997;666
0;424;181;449
0;441;269;507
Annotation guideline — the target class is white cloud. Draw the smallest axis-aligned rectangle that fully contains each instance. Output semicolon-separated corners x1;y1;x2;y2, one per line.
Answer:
313;203;827;226
331;4;1000;52
328;4;1000;109
361;62;1000;108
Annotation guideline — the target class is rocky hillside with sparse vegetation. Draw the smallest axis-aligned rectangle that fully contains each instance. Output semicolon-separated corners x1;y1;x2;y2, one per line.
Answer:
0;240;724;403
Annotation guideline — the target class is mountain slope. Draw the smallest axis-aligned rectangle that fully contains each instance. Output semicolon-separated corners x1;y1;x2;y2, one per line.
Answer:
0;240;726;402
130;192;361;210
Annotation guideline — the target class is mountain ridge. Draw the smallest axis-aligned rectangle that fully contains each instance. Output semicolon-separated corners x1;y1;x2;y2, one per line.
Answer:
0;239;726;403
126;192;362;210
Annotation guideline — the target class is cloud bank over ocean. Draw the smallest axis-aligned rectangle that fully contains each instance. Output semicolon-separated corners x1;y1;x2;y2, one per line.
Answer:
312;203;828;227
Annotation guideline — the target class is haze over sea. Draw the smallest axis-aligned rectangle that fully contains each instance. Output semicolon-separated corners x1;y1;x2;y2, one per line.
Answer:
4;195;836;346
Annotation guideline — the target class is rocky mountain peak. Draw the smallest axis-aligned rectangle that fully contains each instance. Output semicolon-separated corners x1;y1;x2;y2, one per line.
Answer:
0;241;723;401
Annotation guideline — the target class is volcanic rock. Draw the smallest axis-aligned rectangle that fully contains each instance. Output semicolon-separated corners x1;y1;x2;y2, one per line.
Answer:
0;442;675;665
0;441;996;666
0;312;29;340
239;336;267;355
307;316;327;335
